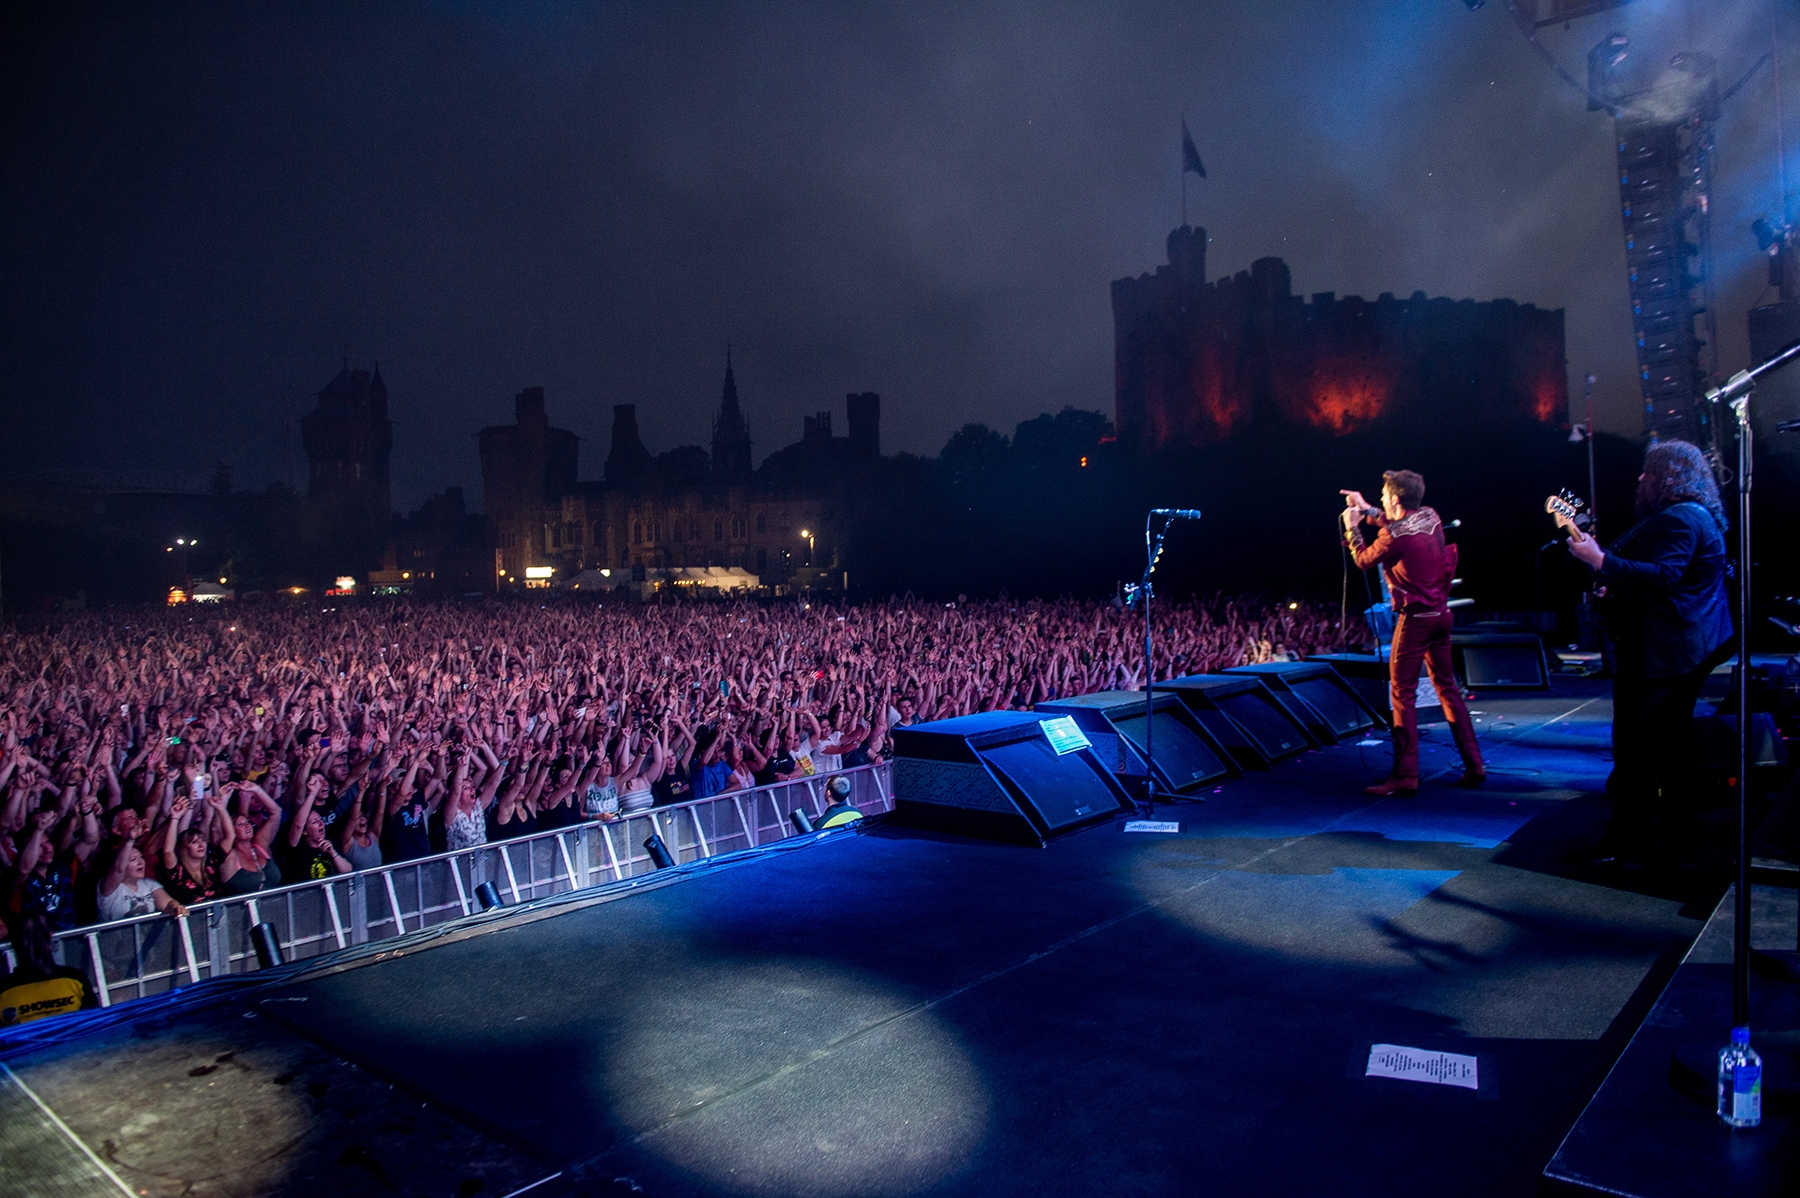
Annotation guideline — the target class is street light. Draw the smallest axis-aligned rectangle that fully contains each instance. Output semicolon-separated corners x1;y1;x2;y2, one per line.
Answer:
170;538;197;587
799;528;815;567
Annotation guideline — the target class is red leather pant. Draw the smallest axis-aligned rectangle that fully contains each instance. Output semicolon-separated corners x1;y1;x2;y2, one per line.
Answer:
1388;611;1483;781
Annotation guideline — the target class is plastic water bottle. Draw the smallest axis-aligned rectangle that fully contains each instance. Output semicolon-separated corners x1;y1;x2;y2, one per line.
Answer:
1717;1026;1762;1128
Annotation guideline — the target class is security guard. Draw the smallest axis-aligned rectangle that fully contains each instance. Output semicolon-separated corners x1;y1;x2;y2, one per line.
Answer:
816;776;864;829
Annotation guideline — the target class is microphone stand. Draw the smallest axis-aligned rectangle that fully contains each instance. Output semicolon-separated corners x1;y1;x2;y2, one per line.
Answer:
1137;507;1209;816
1138;515;1166;817
1666;337;1800;1101
1709;339;1800;1031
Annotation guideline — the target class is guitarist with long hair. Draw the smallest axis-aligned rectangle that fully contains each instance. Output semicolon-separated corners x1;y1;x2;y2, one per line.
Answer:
1564;439;1733;868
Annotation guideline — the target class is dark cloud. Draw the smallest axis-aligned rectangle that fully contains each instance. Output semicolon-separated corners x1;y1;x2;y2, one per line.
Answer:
3;1;1794;509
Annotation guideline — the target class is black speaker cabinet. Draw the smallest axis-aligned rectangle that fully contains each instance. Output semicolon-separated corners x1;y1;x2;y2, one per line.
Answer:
1159;675;1315;768
1222;662;1379;742
1304;653;1390;718
892;711;1134;845
1035;691;1234;793
1451;633;1548;690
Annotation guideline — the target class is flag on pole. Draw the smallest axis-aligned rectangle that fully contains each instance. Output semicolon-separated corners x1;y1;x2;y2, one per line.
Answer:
1181;119;1206;178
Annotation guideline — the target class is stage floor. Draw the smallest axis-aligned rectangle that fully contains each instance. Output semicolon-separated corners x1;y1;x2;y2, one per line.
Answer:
4;680;1741;1197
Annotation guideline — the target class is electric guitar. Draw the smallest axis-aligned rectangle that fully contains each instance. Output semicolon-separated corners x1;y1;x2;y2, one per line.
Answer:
1545;490;1589;544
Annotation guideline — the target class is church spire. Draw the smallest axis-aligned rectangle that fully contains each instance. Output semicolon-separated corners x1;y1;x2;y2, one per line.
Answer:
712;346;752;479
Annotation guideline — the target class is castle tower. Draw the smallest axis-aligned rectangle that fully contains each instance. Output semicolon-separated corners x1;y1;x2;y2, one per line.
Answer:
301;362;394;569
711;349;753;479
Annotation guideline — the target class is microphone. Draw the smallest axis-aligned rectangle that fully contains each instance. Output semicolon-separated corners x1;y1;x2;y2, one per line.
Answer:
1151;508;1203;520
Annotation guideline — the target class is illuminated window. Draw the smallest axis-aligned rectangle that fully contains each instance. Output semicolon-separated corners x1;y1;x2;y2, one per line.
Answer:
732;514;746;538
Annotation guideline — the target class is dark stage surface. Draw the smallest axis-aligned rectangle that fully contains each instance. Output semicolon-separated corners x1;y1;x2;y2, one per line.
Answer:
5;680;1752;1197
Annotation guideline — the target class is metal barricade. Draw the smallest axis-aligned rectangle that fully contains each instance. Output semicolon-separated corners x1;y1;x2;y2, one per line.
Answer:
22;762;891;1009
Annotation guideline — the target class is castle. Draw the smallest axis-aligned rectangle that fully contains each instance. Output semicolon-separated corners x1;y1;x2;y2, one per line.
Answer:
1111;226;1569;450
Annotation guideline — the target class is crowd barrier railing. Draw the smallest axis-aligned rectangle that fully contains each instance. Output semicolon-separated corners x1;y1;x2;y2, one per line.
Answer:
15;762;892;1010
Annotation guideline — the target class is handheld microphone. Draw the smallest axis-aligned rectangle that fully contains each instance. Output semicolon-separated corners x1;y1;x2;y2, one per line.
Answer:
1151;508;1203;520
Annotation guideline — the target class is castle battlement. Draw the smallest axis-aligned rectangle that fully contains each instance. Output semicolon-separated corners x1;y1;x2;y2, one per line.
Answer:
1112;227;1567;448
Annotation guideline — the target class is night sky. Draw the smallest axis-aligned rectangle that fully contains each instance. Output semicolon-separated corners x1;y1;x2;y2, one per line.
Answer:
3;1;1794;511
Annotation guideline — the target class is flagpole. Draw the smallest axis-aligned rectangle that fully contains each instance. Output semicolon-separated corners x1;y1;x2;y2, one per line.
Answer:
1182;169;1188;228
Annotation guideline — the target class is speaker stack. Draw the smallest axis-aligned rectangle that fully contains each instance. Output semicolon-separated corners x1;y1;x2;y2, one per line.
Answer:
1035;690;1235;795
1450;633;1549;690
1222;661;1382;742
892;711;1134;846
1158;674;1316;769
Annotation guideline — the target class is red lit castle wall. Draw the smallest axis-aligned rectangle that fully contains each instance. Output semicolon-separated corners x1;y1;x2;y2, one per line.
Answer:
1112;227;1568;450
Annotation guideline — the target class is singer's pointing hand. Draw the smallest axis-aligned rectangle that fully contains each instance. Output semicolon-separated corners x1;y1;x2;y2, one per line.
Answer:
1339;489;1370;513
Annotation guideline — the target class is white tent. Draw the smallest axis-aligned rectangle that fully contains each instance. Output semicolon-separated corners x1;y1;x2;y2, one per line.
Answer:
563;566;759;594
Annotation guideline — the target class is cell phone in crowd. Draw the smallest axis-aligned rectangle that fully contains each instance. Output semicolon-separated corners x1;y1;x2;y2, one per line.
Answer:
167;736;181;746
720;680;730;697
321;737;331;748
254;707;264;716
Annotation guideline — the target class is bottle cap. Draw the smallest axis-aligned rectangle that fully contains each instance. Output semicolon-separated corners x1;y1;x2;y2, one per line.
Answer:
1731;1025;1750;1045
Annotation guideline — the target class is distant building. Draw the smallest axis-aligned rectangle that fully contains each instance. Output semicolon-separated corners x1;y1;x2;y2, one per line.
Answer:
1111;226;1568;450
300;363;393;569
478;386;580;583
372;486;490;595
477;360;878;592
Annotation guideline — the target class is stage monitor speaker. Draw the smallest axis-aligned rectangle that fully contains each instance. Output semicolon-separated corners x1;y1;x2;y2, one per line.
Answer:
1304;654;1390;718
1035;691;1234;793
1159;675;1314;768
1451;633;1548;690
1223;662;1378;742
892;711;1134;845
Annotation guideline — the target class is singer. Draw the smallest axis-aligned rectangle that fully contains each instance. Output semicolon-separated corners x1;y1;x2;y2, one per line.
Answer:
1341;470;1485;796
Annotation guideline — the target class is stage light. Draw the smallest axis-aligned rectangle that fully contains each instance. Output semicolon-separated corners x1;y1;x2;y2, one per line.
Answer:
644;833;675;869
790;808;816;834
602;961;989;1193
251;921;285;968
475;881;503;910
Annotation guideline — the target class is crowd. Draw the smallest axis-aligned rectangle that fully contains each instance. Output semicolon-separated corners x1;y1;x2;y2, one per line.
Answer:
0;595;1353;946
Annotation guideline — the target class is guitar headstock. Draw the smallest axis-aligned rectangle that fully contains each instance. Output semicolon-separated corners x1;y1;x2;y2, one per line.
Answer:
1545;490;1587;538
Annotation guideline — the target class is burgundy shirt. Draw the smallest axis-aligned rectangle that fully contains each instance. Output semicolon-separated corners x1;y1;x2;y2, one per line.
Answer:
1348;506;1457;613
